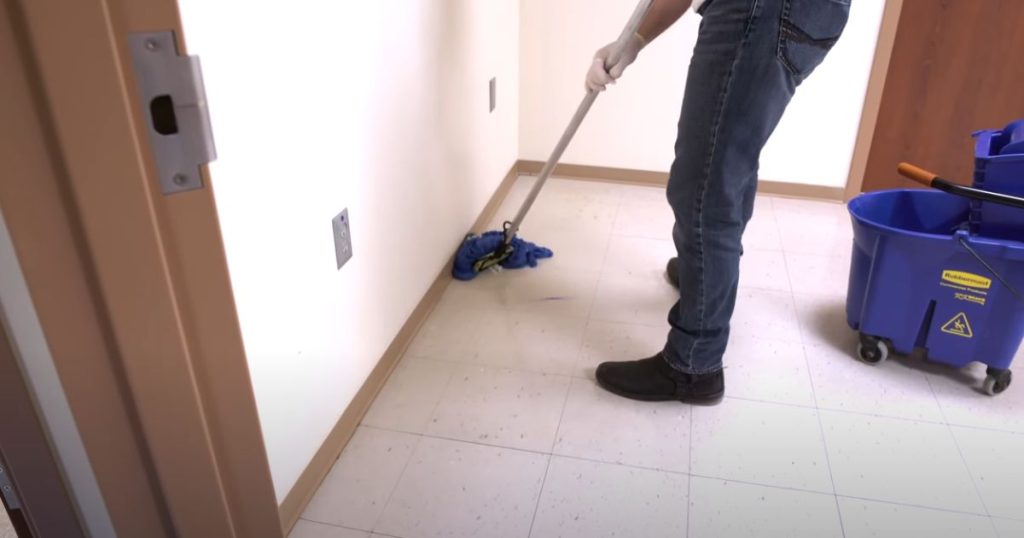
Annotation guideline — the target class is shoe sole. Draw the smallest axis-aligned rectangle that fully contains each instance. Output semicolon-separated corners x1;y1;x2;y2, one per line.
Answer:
596;376;724;405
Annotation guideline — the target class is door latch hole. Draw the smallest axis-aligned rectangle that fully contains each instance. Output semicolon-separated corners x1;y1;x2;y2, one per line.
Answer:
150;94;179;135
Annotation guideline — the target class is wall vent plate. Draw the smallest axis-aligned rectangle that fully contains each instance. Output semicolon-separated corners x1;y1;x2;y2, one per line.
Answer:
332;209;353;269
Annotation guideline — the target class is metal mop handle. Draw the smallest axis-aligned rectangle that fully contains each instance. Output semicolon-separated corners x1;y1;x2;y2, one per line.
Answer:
503;0;655;245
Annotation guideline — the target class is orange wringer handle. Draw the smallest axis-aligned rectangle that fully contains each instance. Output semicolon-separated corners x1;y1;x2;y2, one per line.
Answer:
897;162;939;188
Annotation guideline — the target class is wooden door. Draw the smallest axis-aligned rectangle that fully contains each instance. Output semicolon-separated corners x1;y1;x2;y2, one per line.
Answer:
0;324;85;538
862;0;1024;192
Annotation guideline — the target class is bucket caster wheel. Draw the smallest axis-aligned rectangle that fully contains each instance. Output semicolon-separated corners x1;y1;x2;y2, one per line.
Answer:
857;335;890;365
983;368;1012;396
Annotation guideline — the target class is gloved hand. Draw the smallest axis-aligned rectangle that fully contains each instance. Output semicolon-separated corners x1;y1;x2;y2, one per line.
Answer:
585;33;646;92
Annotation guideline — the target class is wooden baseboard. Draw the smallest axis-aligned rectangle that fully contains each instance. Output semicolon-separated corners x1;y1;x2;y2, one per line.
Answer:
756;179;846;201
515;160;845;201
516;160;669;187
277;163;521;534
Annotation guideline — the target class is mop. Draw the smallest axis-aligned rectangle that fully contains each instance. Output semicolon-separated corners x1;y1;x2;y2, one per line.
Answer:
452;0;655;281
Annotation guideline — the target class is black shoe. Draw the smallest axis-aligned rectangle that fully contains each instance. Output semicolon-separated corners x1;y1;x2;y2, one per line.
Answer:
596;354;724;404
665;257;679;290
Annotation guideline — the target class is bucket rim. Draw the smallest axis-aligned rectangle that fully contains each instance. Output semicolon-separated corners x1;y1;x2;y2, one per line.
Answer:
848;189;1024;252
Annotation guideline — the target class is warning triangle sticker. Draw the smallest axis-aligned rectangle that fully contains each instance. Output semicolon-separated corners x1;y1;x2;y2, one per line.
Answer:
941;312;974;338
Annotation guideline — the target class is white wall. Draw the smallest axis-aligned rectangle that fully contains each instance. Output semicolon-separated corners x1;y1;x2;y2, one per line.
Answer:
177;1;520;501
520;0;886;188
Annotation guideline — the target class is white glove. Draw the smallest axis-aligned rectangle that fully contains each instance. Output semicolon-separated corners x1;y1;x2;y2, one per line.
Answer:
585;33;646;92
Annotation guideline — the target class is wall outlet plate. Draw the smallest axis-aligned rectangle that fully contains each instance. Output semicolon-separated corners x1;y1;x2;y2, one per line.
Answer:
489;77;497;113
332;209;353;269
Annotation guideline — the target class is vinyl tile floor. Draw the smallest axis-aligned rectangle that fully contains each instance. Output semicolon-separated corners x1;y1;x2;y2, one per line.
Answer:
294;177;1024;538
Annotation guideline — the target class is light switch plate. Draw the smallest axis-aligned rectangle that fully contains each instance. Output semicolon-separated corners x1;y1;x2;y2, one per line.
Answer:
489;77;497;113
332;209;353;269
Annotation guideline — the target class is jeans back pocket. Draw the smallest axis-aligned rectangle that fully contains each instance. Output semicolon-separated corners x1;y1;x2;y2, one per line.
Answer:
777;0;851;82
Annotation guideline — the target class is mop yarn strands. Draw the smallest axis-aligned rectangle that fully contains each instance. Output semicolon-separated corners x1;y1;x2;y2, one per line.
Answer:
449;0;651;283
452;231;553;281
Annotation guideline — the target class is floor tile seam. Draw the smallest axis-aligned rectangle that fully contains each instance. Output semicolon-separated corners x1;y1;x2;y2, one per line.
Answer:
301;475;1001;534
366;432;426;535
363;362;461;534
308;431;1002;532
833;493;996;519
925;375;997;520
364;362;1023;436
526;367;577;537
398;353;581;380
358;425;854;495
364;386;1021;443
298;518;403;537
793;339;846;537
589;193;626;320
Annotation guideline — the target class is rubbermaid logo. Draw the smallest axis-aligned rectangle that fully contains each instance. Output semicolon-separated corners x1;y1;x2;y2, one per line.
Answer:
942;271;991;290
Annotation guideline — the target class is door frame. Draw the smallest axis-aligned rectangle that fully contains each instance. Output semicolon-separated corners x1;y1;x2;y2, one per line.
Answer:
2;0;281;536
844;0;905;200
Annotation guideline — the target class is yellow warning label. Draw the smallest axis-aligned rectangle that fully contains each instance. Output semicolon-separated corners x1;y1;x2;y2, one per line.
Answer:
942;271;992;290
941;312;974;339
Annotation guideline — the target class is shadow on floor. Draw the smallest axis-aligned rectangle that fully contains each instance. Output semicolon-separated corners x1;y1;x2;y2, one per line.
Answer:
801;297;990;394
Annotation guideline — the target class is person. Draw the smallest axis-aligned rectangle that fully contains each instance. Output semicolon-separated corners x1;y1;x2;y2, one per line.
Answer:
588;0;850;404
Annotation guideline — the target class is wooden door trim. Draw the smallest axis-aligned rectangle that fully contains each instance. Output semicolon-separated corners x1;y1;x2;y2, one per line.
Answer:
7;0;280;535
1;2;172;535
107;1;284;534
845;0;904;200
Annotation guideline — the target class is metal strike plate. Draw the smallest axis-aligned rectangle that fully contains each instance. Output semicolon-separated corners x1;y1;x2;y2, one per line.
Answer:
0;464;21;510
128;31;217;195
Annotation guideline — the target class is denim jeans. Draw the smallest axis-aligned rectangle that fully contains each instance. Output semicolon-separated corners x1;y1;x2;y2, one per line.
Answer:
663;0;850;374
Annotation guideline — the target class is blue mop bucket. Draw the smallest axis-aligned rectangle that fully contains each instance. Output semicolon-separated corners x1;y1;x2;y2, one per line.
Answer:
845;169;1024;395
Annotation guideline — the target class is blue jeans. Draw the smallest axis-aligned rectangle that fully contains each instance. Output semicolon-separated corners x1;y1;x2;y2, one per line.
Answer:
663;0;850;374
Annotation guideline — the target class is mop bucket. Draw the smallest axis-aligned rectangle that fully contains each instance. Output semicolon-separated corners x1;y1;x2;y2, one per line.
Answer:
845;176;1024;395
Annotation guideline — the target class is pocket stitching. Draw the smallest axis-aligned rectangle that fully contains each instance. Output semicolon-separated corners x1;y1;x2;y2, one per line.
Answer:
776;0;846;79
776;0;798;76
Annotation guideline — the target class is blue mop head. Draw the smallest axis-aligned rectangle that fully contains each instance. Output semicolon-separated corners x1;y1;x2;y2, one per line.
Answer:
452;230;553;281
